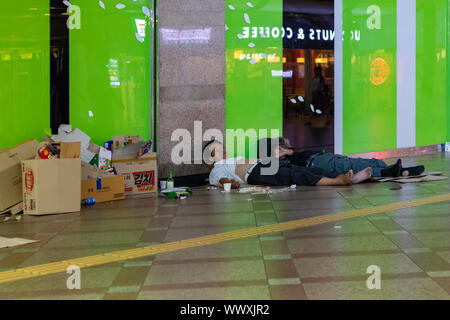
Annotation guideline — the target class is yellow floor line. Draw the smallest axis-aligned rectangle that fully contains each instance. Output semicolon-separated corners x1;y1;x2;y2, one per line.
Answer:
1;193;449;284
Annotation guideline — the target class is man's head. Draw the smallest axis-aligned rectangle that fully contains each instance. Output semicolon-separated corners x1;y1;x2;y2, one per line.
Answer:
203;140;227;164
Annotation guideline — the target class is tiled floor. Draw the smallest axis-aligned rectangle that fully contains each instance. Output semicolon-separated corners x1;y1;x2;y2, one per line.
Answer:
1;153;450;299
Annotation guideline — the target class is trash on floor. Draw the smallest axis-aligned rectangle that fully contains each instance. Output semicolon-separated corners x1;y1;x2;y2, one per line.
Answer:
0;202;23;223
112;141;157;195
0;236;38;249
0;139;40;213
372;171;446;183
160;187;192;199
22;142;82;215
234;185;297;194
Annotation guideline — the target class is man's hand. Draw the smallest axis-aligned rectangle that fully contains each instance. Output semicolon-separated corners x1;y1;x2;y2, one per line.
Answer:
219;178;240;189
276;147;294;159
229;179;240;189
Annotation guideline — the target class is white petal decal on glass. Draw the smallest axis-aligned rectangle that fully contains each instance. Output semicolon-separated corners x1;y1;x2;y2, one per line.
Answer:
247;2;254;7
310;104;315;112
237;34;244;39
249;59;257;64
290;99;297;104
228;5;235;10
63;0;71;6
248;42;255;48
116;3;126;10
315;109;322;114
142;6;151;17
260;32;267;38
225;24;228;31
298;96;304;102
261;53;266;58
99;0;105;9
135;33;144;43
244;13;251;24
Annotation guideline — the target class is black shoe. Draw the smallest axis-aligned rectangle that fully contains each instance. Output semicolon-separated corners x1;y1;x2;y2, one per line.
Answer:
401;165;425;177
380;159;402;177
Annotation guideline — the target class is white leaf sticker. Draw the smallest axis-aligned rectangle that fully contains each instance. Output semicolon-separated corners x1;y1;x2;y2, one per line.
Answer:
247;2;254;7
237;34;244;39
310;104;315;112
142;6;151;17
99;0;105;9
290;99;297;104
228;5;235;10
135;33;144;43
298;96;304;102
248;42;255;48
244;13;251;24
63;0;71;6
249;59;257;64
225;24;228;31
116;3;126;10
316;109;322;114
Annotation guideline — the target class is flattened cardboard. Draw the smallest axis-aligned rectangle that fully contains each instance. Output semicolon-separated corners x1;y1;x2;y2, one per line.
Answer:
0;139;40;212
81;176;125;203
113;152;158;195
22;159;81;215
59;142;81;159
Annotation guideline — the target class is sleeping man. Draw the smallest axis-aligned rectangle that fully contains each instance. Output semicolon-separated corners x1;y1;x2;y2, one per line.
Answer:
204;140;373;189
263;138;425;178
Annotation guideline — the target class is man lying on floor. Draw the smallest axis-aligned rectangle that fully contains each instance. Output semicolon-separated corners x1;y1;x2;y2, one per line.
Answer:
261;138;425;178
204;140;372;189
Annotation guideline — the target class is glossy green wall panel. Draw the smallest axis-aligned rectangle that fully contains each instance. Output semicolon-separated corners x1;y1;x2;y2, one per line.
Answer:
225;0;283;157
416;0;447;146
0;2;50;148
342;0;397;155
69;0;152;145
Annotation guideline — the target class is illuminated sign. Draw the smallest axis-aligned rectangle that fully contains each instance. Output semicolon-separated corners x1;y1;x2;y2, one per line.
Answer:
370;57;390;86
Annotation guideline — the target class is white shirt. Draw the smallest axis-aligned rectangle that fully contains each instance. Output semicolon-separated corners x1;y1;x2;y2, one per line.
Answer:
209;157;245;186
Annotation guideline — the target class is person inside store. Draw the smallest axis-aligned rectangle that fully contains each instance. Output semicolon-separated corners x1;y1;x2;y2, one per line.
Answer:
260;137;425;179
203;140;373;190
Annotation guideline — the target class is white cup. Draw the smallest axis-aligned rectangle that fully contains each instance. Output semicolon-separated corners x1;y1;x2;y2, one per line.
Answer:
223;183;231;192
160;180;167;190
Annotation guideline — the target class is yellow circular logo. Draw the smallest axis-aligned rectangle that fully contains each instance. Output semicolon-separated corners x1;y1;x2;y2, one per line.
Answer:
370;58;390;86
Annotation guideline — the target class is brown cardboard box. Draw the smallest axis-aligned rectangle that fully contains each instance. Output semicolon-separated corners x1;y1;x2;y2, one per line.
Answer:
0;139;40;212
113;152;158;195
59;142;81;159
81;162;114;180
22;159;81;215
81;176;125;203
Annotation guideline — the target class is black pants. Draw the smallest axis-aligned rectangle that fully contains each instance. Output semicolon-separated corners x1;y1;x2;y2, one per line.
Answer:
247;162;340;187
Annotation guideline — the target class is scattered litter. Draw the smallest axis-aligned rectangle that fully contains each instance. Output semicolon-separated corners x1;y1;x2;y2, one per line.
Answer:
372;171;446;184
0;236;38;249
389;184;402;190
160;187;192;199
233;185;297;195
334;226;342;229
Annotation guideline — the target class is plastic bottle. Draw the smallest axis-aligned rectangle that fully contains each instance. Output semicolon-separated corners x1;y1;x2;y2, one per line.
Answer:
82;198;96;205
167;170;174;189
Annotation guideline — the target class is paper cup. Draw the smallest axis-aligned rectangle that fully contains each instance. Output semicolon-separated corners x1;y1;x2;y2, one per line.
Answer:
223;183;232;192
160;180;167;190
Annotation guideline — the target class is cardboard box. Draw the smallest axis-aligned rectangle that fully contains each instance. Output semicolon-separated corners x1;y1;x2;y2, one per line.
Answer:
22;159;81;215
81;176;125;203
82;162;114;180
59;142;81;159
113;152;158;195
0;139;40;212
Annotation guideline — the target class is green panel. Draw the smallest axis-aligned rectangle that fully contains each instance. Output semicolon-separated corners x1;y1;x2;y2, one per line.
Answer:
343;1;397;155
0;2;50;148
416;0;447;146
225;0;283;157
69;0;152;145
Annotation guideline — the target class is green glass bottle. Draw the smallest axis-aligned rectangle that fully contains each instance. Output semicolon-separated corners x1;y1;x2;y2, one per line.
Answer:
167;170;174;190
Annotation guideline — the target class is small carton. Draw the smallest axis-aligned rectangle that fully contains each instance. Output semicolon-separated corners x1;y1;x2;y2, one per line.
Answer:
22;159;81;215
81;176;125;203
113;152;158;195
0;139;40;212
112;135;140;151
